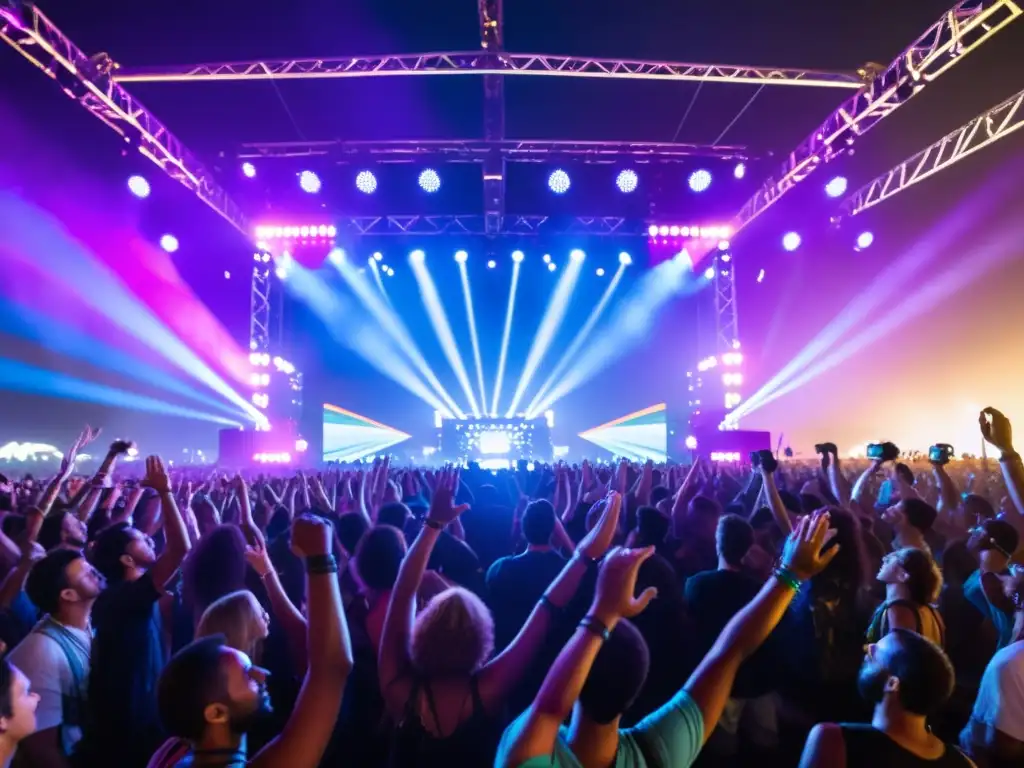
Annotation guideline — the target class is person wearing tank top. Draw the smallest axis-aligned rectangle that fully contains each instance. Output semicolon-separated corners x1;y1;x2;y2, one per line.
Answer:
866;548;946;648
799;629;975;767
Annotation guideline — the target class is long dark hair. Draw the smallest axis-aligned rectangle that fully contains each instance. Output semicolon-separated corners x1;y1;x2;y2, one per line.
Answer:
812;507;868;599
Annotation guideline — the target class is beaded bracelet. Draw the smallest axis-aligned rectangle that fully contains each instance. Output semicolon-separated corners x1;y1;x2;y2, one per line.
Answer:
773;566;802;592
579;615;611;642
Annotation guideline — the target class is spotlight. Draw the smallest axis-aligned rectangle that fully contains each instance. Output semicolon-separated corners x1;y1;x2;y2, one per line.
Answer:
410;249;426;264
570;249;585;263
241;162;256;179
159;234;179;253
328;248;345;265
718;240;730;251
487;259;497;269
855;231;875;250
688;169;712;193
373;252;383;261
224;270;231;279
825;176;848;198
685;435;698;450
596;268;605;277
616;169;638;193
127;175;151;199
418;168;441;193
547;262;557;272
542;253;552;264
704;266;716;280
355;170;377;194
647;224;658;237
618;252;632;266
756;268;765;283
511;250;524;263
455;250;468;263
733;162;746;179
299;170;321;194
782;232;802;251
548;169;571;194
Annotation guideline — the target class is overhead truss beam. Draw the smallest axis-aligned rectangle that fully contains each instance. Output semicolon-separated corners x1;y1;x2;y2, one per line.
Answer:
237;138;749;162
114;51;864;88
329;215;646;237
0;4;249;236
841;84;1024;216
731;0;1022;233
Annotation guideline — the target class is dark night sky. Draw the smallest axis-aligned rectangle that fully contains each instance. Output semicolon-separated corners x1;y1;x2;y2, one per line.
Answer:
1;0;1023;458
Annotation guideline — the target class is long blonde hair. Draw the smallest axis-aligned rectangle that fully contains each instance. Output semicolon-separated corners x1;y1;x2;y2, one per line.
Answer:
196;589;267;660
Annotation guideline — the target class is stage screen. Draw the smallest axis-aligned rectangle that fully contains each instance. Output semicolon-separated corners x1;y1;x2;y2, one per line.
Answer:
321;403;409;463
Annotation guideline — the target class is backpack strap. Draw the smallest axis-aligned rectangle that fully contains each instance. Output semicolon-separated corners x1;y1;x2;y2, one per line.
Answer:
34;617;89;727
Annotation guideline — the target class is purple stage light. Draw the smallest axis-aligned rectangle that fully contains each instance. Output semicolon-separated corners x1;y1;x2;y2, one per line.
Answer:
825;176;848;198
299;170;321;194
127;175;151;198
355;170;377;194
616;169;638;193
242;162;256;178
856;231;875;250
733;163;746;179
782;232;802;251
418;168;441;193
756;268;766;283
704;266;716;280
548;169;571;194
159;234;179;253
688;169;712;193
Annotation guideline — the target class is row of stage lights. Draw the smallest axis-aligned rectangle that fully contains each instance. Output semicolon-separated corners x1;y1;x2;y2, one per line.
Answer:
237;163;749;196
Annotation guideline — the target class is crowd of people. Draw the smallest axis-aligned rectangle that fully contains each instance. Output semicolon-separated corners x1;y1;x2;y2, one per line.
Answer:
0;407;1021;767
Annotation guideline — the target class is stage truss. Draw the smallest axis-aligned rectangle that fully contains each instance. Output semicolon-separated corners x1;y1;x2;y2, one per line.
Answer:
3;0;1022;413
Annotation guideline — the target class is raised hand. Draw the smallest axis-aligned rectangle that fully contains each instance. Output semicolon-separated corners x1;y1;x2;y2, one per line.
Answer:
141;456;171;494
244;527;273;577
780;509;839;582
980;407;1014;453
290;514;333;558
592;546;658;621
577;491;622;561
426;467;469;525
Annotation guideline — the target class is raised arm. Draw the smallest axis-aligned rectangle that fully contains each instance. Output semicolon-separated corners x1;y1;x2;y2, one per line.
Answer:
245;528;308;672
760;464;793;536
683;511;838;743
141;456;192;590
378;469;466;714
479;492;624;710
981;408;1024;534
251;515;353;768
498;545;658;768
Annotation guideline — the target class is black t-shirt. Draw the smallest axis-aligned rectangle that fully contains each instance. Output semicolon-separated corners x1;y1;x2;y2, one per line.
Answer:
79;572;166;766
685;568;779;698
486;549;566;651
838;724;973;767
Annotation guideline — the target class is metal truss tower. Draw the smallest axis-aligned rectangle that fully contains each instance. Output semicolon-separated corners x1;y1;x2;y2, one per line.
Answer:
711;249;739;356
479;0;506;237
249;250;274;355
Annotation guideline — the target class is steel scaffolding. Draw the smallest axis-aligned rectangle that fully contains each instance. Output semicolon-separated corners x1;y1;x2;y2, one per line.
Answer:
0;4;250;236
114;52;864;88
328;215;645;237
249;253;273;354
479;0;506;236
730;0;1022;234
237;138;749;162
841;84;1024;217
